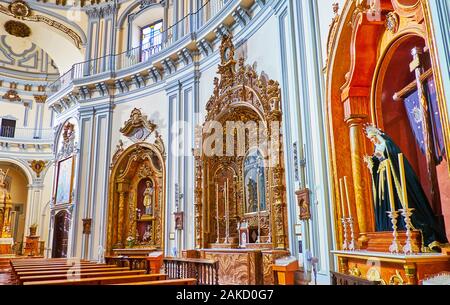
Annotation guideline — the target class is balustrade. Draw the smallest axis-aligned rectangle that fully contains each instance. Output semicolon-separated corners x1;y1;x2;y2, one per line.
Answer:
163;257;219;285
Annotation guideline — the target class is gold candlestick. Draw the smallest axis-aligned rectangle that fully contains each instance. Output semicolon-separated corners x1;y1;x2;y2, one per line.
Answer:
386;162;401;253
398;154;419;254
343;176;355;251
339;178;348;250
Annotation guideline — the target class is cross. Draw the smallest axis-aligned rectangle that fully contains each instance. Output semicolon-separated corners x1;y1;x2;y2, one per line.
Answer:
394;47;441;213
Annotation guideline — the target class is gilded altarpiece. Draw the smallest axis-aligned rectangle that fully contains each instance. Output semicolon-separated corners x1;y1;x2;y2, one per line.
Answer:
107;109;166;255
192;36;290;284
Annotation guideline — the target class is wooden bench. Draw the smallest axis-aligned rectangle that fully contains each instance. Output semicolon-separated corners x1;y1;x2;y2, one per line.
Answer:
11;264;119;279
24;273;168;285
18;270;146;284
16;267;129;277
113;278;197;285
12;262;100;268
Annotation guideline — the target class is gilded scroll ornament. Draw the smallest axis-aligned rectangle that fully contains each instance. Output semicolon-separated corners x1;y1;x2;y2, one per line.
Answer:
29;160;46;178
2;89;21;102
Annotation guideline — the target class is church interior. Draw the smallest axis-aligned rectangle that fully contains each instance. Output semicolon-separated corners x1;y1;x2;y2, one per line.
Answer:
0;0;449;286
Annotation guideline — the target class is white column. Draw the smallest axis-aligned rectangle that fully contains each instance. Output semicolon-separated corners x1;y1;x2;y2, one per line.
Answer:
23;183;44;242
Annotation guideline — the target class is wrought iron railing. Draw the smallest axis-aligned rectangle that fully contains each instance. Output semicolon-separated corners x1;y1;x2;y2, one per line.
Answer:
48;0;232;94
163;257;219;285
0;127;53;141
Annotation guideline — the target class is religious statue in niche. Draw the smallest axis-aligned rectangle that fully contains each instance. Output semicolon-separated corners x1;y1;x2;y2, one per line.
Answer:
142;180;154;217
244;150;266;214
363;125;448;252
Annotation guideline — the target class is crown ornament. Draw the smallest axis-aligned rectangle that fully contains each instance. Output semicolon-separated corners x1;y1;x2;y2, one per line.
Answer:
364;124;383;138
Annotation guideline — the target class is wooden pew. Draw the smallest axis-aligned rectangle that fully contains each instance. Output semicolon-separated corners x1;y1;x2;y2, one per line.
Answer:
13;264;110;271
24;273;168;285
16;267;129;277
113;278;197;285
11;264;119;279
12;262;100;268
18;270;146;285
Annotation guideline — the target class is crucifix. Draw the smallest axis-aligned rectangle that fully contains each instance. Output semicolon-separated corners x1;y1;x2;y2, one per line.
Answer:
393;47;441;215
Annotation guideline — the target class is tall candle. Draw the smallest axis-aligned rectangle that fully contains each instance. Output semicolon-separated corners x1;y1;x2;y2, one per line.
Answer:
398;153;408;209
216;184;219;220
339;178;346;218
385;161;396;213
343;176;351;218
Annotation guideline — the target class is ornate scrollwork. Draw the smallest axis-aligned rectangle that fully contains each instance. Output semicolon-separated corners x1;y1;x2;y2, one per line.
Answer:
196;35;287;249
2;90;21;102
29;160;47;178
58;122;76;159
120;108;157;143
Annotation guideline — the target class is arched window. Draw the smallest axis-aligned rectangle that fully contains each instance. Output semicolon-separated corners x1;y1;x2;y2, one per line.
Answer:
244;149;266;213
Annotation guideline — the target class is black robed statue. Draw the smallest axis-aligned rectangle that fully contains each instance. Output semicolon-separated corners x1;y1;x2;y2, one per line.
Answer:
363;125;448;252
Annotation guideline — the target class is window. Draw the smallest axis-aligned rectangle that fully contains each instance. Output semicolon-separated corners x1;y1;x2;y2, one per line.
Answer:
0;118;16;138
141;20;163;61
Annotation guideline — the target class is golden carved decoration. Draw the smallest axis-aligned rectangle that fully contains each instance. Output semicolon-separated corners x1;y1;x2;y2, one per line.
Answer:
0;1;83;49
120;108;157;143
2;89;21;102
385;12;399;34
34;95;47;104
28;160;46;178
195;35;287;250
4;20;31;37
349;265;362;277
389;270;405;285
107;113;166;255
8;0;30;18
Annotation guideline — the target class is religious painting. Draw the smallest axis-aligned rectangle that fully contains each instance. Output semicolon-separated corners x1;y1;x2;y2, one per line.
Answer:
55;156;74;205
244;149;266;213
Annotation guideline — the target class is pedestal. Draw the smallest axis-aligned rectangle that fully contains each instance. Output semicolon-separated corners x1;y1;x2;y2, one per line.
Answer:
146;251;163;274
272;258;299;285
332;250;450;285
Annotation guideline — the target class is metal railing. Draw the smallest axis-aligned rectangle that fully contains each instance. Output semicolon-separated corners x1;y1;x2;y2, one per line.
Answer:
0;127;53;141
164;257;219;285
47;0;232;94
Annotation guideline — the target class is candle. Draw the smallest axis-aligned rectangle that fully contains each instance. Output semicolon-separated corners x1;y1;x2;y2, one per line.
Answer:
216;184;219;220
343;176;351;218
339;178;346;218
385;161;396;212
398;153;408;209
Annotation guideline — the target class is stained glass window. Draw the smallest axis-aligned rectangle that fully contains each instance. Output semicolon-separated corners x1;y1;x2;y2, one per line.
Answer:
141;20;163;60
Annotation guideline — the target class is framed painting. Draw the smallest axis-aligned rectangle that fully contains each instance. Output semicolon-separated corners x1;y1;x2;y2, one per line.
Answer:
55;156;74;205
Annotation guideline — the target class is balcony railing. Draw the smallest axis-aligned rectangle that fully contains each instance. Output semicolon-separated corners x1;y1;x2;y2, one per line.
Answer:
47;0;233;95
0;127;53;141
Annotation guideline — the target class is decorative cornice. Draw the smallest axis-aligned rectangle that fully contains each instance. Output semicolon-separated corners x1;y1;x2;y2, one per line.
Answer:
86;3;118;19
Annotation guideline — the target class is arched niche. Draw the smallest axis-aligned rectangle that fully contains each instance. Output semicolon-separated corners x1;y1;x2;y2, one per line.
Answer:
107;112;166;254
326;0;450;247
194;35;287;250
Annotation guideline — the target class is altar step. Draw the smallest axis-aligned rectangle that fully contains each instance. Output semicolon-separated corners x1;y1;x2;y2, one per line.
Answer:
362;231;422;252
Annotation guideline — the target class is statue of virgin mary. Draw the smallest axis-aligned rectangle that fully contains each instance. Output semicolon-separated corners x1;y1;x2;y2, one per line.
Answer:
364;125;448;252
